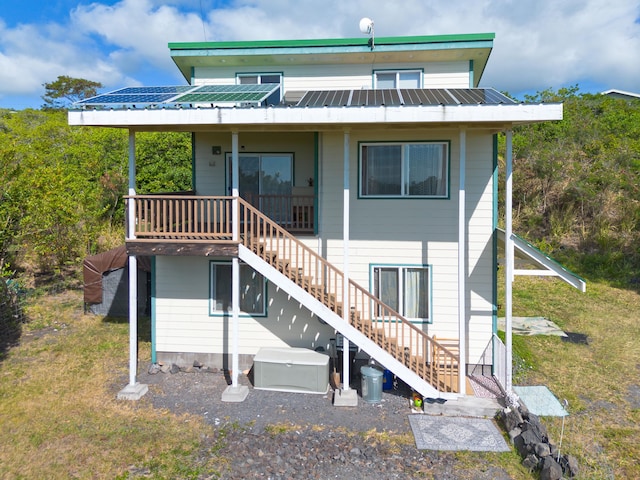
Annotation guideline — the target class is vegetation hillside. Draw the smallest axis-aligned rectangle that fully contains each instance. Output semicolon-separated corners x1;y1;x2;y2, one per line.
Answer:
502;86;640;286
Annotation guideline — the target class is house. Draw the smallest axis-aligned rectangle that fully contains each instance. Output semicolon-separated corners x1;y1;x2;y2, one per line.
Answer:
69;31;574;403
601;89;640;101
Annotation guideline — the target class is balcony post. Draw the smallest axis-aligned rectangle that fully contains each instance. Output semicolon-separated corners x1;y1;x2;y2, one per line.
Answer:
505;129;514;393
458;127;467;395
117;129;148;400
334;129;357;406
222;130;248;402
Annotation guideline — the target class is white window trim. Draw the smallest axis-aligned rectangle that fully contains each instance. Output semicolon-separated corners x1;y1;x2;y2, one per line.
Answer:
210;261;267;316
373;69;423;89
359;141;450;198
371;264;432;323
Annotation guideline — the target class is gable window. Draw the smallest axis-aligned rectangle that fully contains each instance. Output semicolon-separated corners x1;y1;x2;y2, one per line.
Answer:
360;142;449;198
210;261;266;316
373;265;431;322
374;70;422;89
237;73;282;104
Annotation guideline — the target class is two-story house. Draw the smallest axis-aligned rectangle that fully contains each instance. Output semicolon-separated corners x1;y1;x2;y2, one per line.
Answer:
69;32;576;403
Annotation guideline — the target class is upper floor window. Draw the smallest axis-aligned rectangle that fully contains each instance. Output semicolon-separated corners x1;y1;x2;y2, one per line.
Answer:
360;142;449;198
374;70;422;89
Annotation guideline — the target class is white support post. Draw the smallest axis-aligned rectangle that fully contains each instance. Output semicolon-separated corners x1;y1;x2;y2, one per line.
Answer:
505;130;514;393
334;129;358;406
342;130;351;391
222;131;248;402
117;130;148;400
458;128;467;395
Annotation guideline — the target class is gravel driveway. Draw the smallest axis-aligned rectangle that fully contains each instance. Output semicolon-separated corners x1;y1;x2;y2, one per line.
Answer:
137;366;515;479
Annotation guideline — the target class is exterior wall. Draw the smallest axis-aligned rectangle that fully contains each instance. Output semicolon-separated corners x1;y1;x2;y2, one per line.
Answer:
193;131;315;196
154;255;334;369
194;61;470;91
157;126;495;369
317;128;494;365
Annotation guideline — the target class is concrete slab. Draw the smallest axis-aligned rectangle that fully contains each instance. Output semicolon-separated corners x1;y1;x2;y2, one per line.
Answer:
116;383;148;401
333;388;358;407
221;385;249;403
423;395;502;418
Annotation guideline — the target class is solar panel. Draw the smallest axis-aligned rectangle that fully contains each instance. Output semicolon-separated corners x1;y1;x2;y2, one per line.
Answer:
296;88;514;107
75;84;280;107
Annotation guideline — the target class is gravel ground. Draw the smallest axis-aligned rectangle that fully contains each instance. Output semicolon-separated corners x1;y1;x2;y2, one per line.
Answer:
137;365;515;479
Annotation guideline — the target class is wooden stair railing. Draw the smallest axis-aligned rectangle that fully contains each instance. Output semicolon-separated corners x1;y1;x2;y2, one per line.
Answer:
238;198;460;393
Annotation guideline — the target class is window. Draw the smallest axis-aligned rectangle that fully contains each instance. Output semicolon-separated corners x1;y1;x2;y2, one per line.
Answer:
360;142;448;198
373;265;431;322
237;73;282;104
374;70;421;89
210;262;266;316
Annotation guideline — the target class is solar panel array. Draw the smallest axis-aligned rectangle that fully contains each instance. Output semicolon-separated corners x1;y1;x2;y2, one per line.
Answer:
75;84;280;107
74;85;515;109
296;88;515;107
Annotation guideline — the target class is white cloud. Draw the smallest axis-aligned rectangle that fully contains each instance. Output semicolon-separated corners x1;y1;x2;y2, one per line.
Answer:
0;0;639;108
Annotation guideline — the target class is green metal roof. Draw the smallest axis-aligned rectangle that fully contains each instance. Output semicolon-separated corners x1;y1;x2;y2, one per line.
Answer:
169;33;495;51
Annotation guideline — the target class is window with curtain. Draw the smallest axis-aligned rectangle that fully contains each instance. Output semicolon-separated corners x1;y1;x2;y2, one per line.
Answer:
360;142;448;198
374;70;422;89
373;265;430;322
210;261;266;316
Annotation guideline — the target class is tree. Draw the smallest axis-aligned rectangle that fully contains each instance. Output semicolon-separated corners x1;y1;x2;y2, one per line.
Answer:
41;76;103;110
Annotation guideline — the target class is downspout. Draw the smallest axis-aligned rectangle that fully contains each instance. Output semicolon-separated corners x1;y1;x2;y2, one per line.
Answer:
342;129;351;390
505;130;514;392
458;128;467;395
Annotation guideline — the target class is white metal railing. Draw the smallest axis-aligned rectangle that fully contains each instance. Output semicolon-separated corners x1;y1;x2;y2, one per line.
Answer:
493;333;507;392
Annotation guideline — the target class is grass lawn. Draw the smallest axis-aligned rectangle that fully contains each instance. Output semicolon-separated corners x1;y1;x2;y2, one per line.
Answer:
0;277;638;478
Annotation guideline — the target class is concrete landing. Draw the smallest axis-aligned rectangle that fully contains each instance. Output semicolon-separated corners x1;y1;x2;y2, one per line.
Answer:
222;385;249;402
333;388;358;407
423;395;502;418
116;383;148;401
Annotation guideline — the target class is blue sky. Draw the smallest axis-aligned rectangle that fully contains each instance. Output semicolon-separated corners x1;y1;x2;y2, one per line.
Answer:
1;0;639;109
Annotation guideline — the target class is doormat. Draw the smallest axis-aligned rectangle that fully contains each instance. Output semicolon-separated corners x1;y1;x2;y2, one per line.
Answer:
513;386;568;417
408;415;510;452
561;331;589;345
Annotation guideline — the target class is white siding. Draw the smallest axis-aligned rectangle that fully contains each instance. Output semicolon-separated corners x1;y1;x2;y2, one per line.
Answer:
155;256;334;356
317;128;494;364
195;62;470;91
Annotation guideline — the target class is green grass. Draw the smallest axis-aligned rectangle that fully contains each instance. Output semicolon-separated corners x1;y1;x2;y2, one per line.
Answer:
500;275;640;479
2;277;639;478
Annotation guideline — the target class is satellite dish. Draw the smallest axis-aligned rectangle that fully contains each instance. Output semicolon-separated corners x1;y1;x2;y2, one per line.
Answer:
359;17;373;35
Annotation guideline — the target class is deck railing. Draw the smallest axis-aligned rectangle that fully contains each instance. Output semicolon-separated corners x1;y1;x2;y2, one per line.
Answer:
237;197;460;392
124;194;459;392
127;194;314;238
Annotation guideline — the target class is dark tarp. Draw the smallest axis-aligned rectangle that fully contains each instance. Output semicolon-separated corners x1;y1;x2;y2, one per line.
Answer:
83;245;151;305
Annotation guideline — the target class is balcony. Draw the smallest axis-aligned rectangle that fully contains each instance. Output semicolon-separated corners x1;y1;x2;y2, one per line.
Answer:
125;194;314;256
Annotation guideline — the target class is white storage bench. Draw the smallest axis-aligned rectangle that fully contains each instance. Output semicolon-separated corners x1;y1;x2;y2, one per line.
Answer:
253;347;329;394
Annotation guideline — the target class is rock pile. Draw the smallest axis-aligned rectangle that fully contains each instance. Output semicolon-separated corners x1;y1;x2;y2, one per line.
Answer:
148;361;219;375
499;403;578;479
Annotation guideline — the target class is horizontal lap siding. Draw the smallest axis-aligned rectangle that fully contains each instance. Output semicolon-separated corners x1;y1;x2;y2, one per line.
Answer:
318;129;494;364
195;62;470;92
155;256;333;356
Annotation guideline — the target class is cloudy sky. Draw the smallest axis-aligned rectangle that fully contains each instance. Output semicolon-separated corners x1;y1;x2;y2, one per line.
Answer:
1;0;639;109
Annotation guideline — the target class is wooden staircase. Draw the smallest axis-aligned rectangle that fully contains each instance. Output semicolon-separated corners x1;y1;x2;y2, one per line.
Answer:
237;198;460;395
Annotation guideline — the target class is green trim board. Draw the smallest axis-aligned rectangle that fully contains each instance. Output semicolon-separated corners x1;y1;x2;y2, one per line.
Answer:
169;33;495;52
